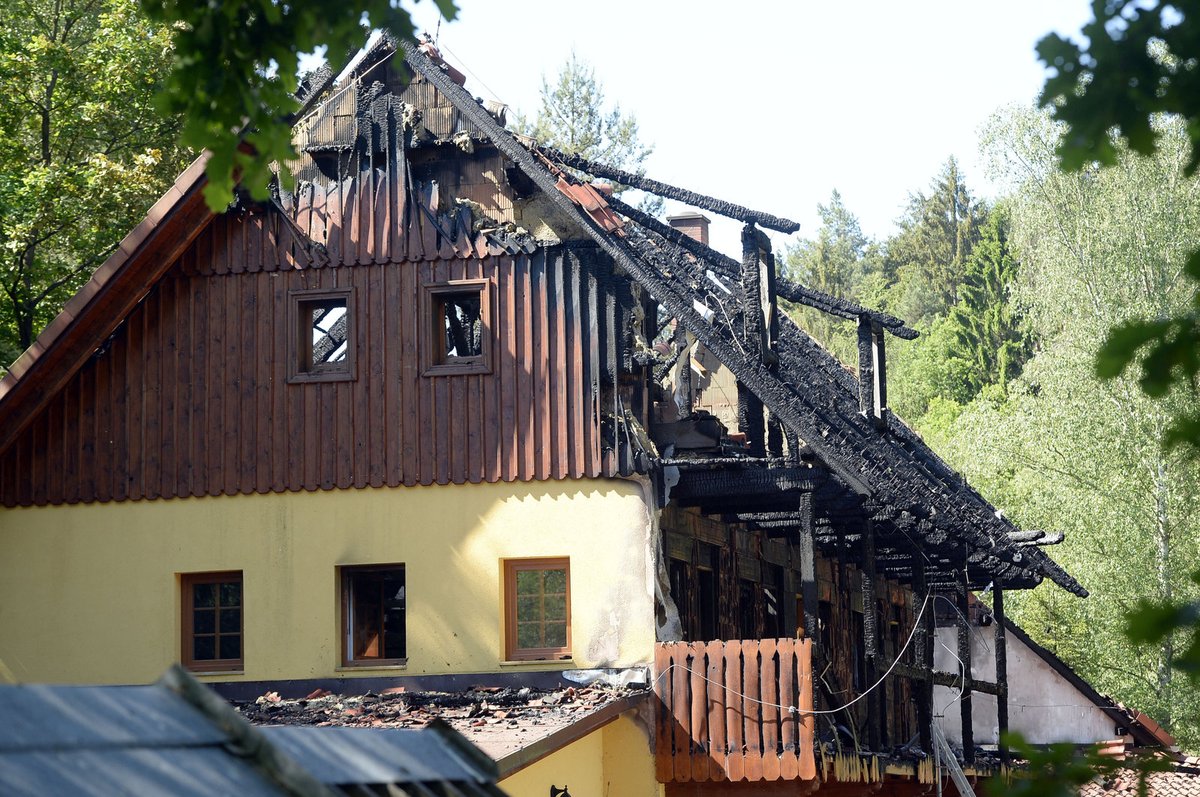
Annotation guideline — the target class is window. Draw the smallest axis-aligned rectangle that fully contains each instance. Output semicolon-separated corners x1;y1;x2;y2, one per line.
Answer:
289;288;355;382
423;280;491;375
182;571;243;672
341;565;406;666
504;558;570;661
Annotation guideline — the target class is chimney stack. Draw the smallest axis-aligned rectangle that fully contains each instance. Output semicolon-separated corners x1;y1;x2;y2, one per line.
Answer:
667;213;711;246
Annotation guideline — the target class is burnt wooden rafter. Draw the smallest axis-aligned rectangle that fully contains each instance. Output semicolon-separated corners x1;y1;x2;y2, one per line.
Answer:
400;41;1085;598
604;193;917;339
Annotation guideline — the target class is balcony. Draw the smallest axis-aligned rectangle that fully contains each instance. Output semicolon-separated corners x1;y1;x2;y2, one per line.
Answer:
653;638;816;784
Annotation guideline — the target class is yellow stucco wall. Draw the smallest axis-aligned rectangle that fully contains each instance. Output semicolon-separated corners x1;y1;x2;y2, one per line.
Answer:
498;712;661;797
0;479;657;685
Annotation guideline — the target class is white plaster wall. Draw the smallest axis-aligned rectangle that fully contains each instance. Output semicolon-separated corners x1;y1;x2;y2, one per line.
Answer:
933;623;1119;746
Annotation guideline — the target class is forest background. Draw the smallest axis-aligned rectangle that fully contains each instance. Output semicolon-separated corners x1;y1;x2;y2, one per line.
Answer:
1;0;1198;754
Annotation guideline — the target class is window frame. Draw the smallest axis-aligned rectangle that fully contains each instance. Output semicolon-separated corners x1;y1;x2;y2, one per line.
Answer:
339;563;408;668
503;557;571;662
288;287;356;383
421;279;493;376
181;571;244;673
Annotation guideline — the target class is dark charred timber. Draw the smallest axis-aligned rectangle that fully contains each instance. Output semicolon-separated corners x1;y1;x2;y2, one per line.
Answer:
861;520;882;753
536;146;801;233
913;560;934;753
604;193;917;338
857;316;875;418
798;493;821;655
402;41;1083;598
958;560;975;764
1020;530;1065;546
659;456;791;470
994;584;1010;763
1006;529;1046;543
872;325;888;428
670;466;823;507
892;664;1004;696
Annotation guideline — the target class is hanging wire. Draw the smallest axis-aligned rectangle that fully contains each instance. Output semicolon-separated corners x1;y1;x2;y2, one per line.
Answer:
651;592;932;717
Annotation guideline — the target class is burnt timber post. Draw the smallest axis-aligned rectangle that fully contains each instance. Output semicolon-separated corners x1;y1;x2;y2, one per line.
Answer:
856;315;889;429
994;583;1009;763
861;520;882;752
957;556;975;764
738;223;778;458
913;553;934;753
798;493;821;711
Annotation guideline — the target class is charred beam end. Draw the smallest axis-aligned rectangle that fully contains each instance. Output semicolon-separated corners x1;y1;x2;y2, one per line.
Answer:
1006;529;1045;543
537;146;801;233
605;193;920;339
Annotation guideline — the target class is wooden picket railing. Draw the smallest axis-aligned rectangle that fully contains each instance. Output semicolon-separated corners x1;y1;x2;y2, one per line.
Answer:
653;638;816;783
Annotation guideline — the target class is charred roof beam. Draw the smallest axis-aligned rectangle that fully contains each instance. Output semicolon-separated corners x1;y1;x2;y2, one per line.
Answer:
536;146;801;233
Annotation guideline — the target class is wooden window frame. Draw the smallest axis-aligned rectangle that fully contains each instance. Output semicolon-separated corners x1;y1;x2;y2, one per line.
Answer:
421;279;493;376
181;571;244;673
288;287;356;383
339;564;407;667
504;557;571;661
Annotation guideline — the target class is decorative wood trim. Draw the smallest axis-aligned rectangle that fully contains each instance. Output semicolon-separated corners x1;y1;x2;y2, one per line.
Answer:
503;557;571;662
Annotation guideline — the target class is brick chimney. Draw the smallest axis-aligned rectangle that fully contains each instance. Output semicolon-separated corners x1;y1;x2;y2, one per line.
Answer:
667;213;711;246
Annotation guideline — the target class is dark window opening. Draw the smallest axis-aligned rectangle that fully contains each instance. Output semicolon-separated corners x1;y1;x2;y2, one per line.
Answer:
182;571;243;672
763;566;784;639
342;565;406;665
423;281;491;375
289;288;355;382
669;558;692;640
738;580;758;639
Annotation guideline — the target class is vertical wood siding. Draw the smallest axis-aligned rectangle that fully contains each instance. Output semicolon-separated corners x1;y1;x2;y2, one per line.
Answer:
1;247;609;506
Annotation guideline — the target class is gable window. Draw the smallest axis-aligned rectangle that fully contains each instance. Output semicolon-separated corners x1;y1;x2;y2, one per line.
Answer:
341;565;407;666
182;571;243;672
422;280;491;375
504;558;570;661
289;288;355;382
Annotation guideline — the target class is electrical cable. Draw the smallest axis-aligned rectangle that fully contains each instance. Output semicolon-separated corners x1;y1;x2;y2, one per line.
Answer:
651;592;931;717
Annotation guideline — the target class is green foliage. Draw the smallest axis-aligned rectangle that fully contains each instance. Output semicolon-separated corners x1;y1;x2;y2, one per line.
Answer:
0;0;187;365
783;190;876;361
1037;1;1200;175
514;52;659;214
1127;569;1200;681
884;157;988;326
140;0;457;212
990;736;1118;797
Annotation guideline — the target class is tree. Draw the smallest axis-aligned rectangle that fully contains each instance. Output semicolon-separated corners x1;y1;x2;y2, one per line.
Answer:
944;208;1031;397
782;190;877;361
930;106;1200;749
0;0;187;368
884;157;988;326
140;0;458;212
514;52;660;214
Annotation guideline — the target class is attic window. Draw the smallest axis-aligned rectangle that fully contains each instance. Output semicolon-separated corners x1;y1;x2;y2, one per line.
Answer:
422;280;491;375
289;288;355;383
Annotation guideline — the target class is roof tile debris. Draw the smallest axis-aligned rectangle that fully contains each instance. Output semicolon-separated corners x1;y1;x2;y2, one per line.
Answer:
236;683;650;766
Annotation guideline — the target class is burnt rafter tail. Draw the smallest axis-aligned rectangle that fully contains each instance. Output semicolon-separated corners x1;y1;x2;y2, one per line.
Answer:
1019;530;1064;547
604;193;916;339
398;39;873;497
537;145;801;234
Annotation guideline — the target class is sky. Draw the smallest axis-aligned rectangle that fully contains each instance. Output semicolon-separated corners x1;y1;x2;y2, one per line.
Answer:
402;1;1094;255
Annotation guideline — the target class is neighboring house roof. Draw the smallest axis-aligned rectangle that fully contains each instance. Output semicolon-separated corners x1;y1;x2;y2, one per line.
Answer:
236;681;651;779
0;665;507;797
1080;763;1200;797
0;35;1082;599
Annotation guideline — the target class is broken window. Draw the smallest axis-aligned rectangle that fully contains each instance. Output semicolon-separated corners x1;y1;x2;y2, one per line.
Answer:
423;281;491;375
504;558;570;661
341;565;406;665
182;571;243;672
289;288;355;382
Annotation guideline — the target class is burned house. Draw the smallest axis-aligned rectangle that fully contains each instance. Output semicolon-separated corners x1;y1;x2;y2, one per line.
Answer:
0;34;1147;797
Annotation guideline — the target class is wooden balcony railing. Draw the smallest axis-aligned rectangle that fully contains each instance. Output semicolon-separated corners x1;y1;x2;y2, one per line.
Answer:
654;638;816;783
